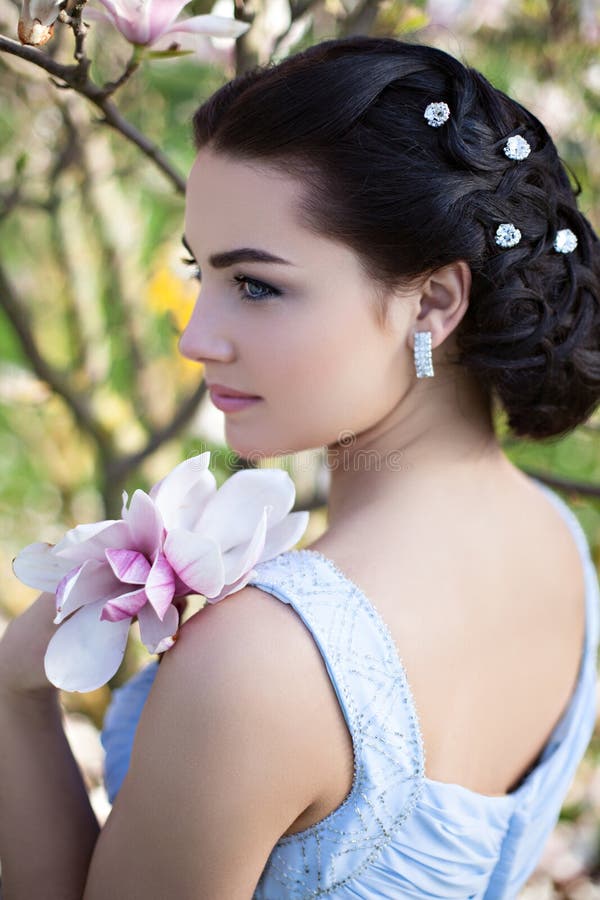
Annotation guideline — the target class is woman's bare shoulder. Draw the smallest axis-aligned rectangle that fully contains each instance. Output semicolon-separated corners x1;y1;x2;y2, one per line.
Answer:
303;466;588;797
86;582;338;897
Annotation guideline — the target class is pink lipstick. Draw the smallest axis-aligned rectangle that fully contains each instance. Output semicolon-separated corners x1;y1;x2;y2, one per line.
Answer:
207;383;263;413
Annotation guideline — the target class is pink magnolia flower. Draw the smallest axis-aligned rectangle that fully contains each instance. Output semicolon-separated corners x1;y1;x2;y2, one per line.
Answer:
84;0;250;54
13;452;309;692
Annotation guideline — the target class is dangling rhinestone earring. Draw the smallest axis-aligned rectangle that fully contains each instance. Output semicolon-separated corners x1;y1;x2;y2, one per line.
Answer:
414;330;434;378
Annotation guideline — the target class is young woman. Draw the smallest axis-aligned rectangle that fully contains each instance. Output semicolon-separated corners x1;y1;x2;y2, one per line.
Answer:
1;35;599;899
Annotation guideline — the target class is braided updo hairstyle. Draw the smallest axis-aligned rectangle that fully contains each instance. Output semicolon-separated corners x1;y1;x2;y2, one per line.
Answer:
192;36;600;440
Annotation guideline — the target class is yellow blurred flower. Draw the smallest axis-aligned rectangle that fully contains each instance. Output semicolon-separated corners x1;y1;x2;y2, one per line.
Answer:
146;265;196;331
146;260;203;381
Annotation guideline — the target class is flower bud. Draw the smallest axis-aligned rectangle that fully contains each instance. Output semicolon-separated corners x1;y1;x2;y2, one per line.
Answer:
18;0;61;45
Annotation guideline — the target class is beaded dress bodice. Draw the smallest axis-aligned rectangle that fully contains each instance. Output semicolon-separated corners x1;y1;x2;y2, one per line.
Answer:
101;478;599;898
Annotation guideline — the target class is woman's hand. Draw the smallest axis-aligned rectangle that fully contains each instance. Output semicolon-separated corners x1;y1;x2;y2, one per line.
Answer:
0;592;58;699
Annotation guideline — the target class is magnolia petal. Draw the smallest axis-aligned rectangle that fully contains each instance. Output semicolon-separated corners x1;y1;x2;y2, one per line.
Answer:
81;5;115;26
123;490;163;559
54;559;123;624
12;542;73;592
210;507;268;595
163;529;224;596
53;519;121;551
111;0;164;42
207;508;307;603
162;13;250;38
144;0;193;42
87;0;148;42
145;551;176;620
100;588;148;622
44;599;130;692
151;452;214;531
149;451;211;499
137;602;179;654
54;563;83;621
167;475;219;532
259;510;310;562
173;570;190;596
54;520;131;564
28;0;61;23
204;567;258;604
105;548;151;585
195;468;296;551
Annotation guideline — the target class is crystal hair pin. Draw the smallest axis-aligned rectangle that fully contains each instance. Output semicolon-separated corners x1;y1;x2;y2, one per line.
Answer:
424;101;451;127
553;228;578;254
495;223;522;248
503;135;531;161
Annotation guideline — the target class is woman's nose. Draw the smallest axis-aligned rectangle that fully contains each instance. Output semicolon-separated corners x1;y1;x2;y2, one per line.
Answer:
178;293;235;364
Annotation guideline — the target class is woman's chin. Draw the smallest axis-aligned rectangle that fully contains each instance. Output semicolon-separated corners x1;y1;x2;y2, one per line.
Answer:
225;437;296;463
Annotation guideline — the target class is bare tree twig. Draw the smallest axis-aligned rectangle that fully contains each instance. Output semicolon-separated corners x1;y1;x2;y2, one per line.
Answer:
517;467;600;500
294;468;600;512
0;34;186;193
1;192;52;217
98;380;208;515
289;0;319;21
99;48;141;97
0;263;112;453
272;0;319;56
71;104;154;425
337;0;380;38
105;380;209;485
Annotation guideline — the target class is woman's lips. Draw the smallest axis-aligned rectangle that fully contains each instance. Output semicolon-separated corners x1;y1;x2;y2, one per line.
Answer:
207;382;261;398
208;389;263;413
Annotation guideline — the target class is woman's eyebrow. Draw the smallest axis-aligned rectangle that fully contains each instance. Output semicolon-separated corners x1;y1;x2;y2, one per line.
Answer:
181;234;295;269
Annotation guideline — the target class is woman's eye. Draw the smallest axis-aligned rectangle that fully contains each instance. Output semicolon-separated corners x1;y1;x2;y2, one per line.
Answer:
232;275;281;303
180;256;280;303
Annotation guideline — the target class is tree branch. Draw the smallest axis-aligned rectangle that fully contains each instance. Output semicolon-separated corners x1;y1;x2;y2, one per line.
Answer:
518;467;600;500
0;263;111;453
105;380;209;485
0;34;186;193
98;48;141;97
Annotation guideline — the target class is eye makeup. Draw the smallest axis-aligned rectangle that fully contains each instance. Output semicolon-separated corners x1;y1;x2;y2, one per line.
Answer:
180;236;282;303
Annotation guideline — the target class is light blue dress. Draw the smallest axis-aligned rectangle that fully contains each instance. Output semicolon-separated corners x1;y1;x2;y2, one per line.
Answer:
101;478;600;898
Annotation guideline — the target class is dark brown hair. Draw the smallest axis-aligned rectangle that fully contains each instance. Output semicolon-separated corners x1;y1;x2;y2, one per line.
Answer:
192;35;600;440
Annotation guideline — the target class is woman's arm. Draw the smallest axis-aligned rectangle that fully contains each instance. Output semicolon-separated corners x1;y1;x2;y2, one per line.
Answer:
0;690;99;900
0;593;99;900
84;586;324;899
0;586;329;899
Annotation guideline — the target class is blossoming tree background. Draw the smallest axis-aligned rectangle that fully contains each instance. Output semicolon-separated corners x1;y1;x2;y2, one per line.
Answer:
1;0;600;894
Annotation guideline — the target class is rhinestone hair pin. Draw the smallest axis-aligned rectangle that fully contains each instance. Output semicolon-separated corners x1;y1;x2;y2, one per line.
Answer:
495;223;522;248
554;228;578;254
424;101;451;127
504;135;531;161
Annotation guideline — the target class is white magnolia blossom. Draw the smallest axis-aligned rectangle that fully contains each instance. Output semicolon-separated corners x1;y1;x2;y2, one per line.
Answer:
13;452;309;692
84;0;249;56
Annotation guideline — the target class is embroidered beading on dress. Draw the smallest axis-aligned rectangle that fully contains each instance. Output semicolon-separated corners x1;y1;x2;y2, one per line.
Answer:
248;549;426;898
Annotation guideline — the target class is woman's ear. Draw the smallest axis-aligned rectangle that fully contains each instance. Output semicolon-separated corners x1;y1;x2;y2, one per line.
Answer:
413;260;472;350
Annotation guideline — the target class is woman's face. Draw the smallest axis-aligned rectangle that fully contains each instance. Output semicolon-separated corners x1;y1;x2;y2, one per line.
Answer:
181;147;418;460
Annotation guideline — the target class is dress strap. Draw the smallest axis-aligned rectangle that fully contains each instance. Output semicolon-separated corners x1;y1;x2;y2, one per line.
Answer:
527;477;600;656
247;549;424;898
